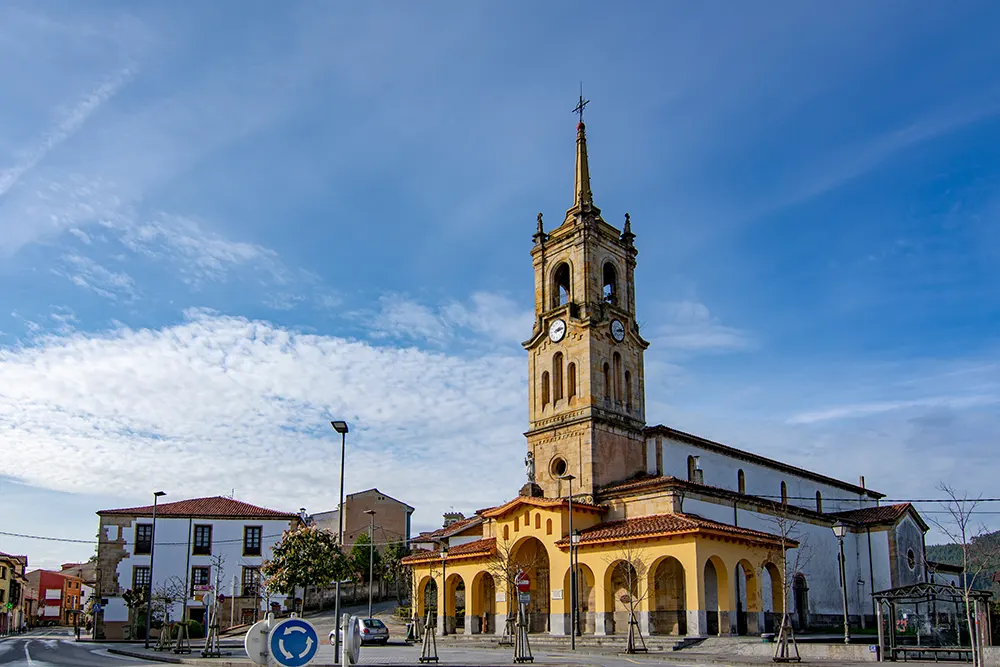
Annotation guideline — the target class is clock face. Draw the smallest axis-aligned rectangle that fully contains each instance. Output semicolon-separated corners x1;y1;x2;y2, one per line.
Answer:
610;319;626;342
548;319;567;343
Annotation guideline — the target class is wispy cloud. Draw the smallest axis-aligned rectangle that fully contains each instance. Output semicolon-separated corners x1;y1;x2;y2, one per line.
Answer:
368;292;533;347
787;394;1000;424
646;300;754;353
53;253;137;302
0;65;134;199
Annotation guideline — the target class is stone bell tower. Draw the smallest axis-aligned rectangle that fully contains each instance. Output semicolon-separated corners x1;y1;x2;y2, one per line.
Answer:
523;100;649;500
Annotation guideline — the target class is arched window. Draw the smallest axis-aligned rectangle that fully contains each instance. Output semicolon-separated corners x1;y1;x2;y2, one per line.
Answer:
503;525;509;541
567;362;577;399
738;469;746;494
541;371;550;407
552;352;564;401
781;481;788;504
687;455;697;482
546;519;552;535
535;514;540;530
613;352;622;402
553;263;571;308
602;262;618;304
815;491;823;513
624;370;632;411
603;362;611;399
514;516;519;531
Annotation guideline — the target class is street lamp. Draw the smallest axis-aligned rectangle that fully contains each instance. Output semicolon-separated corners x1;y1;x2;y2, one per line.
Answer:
440;547;448;636
559;473;577;650
832;521;851;644
365;509;377;619
144;491;166;649
330;420;349;661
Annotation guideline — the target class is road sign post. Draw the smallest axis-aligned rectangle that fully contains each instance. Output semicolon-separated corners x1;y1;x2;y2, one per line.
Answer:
268;617;320;667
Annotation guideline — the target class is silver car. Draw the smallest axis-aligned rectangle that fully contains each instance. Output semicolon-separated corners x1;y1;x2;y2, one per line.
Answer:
329;617;390;646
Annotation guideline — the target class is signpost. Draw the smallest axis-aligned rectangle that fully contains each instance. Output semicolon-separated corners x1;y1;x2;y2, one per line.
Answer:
244;615;276;666
268;618;320;667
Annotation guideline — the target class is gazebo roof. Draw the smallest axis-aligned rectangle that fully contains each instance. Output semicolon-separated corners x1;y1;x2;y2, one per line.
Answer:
872;581;992;603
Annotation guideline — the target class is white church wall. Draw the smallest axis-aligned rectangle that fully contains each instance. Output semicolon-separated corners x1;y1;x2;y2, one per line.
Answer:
659;436;875;514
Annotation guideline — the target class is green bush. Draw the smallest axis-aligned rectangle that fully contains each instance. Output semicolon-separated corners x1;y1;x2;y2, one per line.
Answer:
179;620;204;639
396;606;411;619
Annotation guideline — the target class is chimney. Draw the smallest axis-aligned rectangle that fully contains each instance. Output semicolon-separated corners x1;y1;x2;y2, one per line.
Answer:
859;475;866;489
443;512;465;527
693;457;704;484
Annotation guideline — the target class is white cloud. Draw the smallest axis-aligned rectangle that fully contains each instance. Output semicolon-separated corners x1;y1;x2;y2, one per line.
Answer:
0;312;528;532
53;253;137;302
369;292;533;347
786;394;1000;425
646;300;753;352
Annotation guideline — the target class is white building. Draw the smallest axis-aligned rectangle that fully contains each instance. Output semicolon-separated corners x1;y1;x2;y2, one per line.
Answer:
94;496;300;640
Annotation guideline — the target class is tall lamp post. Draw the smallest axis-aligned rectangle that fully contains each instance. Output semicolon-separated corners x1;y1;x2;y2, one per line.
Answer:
144;491;166;649
559;473;577;650
440;547;448;636
365;509;376;619
330;420;349;661
832;521;851;644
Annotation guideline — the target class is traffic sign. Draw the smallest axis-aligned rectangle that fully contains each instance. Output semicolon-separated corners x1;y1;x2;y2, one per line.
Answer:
245;618;272;666
269;618;319;667
218;594;227;604
518;592;531;605
516;572;531;593
92;604;102;614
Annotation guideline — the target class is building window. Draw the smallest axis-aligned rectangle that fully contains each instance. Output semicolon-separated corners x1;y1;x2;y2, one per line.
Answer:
907;549;916;571
0;565;6;579
781;482;788;504
541;371;550;407
551;456;568;478
624;370;632;411
135;524;153;555
242;567;261;597
191;567;211;595
602;262;618;304
132;566;151;593
553;263;571;308
535;514;541;530
613;353;622;402
503;525;509;541
244;526;263;556
513;516;519;532
546;519;552;535
567;362;577;399
603;363;611;399
687;455;696;482
552;352;564;401
815;491;823;513
738;469;745;494
193;525;213;555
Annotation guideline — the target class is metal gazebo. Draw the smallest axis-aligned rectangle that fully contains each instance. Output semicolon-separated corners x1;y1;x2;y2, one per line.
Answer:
872;582;992;663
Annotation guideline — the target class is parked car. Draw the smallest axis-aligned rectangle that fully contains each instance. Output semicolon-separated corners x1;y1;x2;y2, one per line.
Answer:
328;618;389;646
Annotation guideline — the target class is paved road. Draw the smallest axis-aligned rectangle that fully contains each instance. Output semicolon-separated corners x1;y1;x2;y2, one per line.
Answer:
0;630;148;667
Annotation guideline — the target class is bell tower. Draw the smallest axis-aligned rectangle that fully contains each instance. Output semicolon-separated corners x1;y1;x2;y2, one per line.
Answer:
523;100;649;500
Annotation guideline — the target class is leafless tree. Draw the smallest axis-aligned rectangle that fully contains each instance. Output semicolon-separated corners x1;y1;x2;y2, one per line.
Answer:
151;576;188;625
758;501;812;662
927;483;1000;667
603;539;650;653
484;535;544;623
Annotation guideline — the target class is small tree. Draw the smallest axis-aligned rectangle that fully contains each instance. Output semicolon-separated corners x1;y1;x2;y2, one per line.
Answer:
151;576;188;626
759;501;810;662
262;526;345;614
382;542;411;603
603;539;650;653
350;533;382;602
122;587;148;638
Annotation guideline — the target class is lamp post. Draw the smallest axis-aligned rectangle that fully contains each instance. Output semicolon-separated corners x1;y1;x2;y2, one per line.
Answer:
832;521;851;644
559;473;577;649
572;531;581;637
144;491;166;649
365;509;376;619
330;420;349;661
440;547;448;636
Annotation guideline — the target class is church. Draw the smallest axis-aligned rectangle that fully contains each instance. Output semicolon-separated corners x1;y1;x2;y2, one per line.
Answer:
402;107;931;640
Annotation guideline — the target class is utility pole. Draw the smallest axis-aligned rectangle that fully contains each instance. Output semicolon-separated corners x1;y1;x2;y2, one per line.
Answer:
365;510;377;619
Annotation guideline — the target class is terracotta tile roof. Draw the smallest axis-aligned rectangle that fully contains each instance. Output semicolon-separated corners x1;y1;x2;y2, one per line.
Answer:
402;537;496;564
411;516;483;543
555;512;795;547
481;496;604;519
0;551;28;564
829;503;927;530
645;425;884;498
98;496;299;520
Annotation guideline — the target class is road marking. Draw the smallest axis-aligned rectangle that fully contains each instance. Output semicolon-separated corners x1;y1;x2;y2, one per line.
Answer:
24;641;34;667
623;659;641;664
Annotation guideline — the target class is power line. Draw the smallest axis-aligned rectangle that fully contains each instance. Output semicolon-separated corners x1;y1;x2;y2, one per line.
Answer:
0;529;414;548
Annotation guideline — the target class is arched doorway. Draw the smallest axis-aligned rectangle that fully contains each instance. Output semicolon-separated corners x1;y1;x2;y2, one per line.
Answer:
792;573;809;630
562;563;596;635
651;556;686;635
512;537;550;633
419;577;438;630
762;562;782;633
703;556;730;636
734;560;760;635
470;571;496;635
605;561;641;635
444;573;465;635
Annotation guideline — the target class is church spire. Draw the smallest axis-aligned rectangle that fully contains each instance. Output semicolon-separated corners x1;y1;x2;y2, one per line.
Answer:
572;90;594;211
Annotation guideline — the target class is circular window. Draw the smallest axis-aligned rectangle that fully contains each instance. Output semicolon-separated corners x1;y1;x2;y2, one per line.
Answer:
550;457;568;478
907;549;916;570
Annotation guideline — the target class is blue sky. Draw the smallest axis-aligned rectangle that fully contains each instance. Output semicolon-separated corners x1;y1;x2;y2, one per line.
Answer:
1;1;999;568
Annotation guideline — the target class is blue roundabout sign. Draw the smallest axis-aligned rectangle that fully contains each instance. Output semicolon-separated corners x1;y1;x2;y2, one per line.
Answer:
269;618;320;667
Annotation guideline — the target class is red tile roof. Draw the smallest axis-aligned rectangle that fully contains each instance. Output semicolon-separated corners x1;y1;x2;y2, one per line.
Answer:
829;503;927;530
98;496;299;520
402;538;496;564
0;552;28;564
555;512;795;548
481;496;604;519
411;516;483;543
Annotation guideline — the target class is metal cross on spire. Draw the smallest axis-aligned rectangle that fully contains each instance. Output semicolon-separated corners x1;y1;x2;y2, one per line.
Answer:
573;83;590;124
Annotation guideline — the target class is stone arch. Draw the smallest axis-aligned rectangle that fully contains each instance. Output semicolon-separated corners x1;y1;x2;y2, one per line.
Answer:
703;555;731;636
649;555;686;636
602;362;611;400
551;262;572;308
762;562;782;633
567;362;577;399
552;352;564;402
602;261;618;304
562;562;596;635
545;518;552;535
613;352;622;402
469;571;496;635
792;572;809;630
443;572;465;635
541;371;550;407
511;536;551;633
604;559;641;635
734;559;760;635
418;576;438;623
